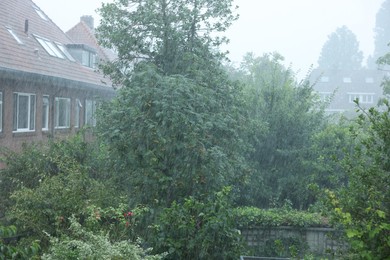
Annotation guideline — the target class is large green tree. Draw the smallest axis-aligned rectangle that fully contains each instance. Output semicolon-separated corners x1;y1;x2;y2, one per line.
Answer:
370;0;390;68
326;102;390;259
236;53;326;209
97;0;238;84
317;26;363;70
96;0;251;208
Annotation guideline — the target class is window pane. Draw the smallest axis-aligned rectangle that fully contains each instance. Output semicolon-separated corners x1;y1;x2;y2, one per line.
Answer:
18;95;29;129
29;95;36;130
55;98;70;128
75;99;80;128
42;96;49;130
0;92;2;132
85;99;96;126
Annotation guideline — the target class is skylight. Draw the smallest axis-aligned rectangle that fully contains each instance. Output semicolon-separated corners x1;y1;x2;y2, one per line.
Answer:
6;27;23;44
35;35;65;59
33;5;48;21
56;43;76;62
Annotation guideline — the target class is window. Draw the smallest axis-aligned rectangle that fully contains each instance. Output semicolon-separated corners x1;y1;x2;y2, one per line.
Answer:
320;76;329;83
343;77;352;83
55;97;70;128
0;92;2;132
82;51;97;68
35;35;65;59
56;43;76;62
365;77;374;83
85;99;96;126
33;4;48;21
13;93;36;132
319;92;332;102
75;98;81;128
42;96;49;131
348;93;375;104
6;27;23;44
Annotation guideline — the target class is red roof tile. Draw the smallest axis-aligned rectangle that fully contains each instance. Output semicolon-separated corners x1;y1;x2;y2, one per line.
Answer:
0;0;113;88
67;20;117;63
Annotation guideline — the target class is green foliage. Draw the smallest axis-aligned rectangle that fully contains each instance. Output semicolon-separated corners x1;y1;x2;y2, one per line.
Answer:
233;205;327;229
151;187;246;259
236;52;325;208
372;0;390;67
97;0;238;83
0;135;122;249
0;225;40;259
97;65;250;208
325;101;390;259
317;25;363;70
42;216;164;260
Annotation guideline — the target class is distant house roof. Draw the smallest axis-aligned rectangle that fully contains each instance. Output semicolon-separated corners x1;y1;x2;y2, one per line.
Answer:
67;16;117;63
310;68;388;113
0;0;112;88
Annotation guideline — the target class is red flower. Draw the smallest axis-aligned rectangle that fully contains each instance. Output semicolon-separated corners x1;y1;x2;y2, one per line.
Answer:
124;211;133;217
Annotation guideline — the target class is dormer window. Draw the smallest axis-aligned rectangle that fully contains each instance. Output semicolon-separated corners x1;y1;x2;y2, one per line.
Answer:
66;44;97;68
365;77;374;83
35;35;65;59
343;77;352;83
6;27;23;44
320;76;329;83
33;4;48;21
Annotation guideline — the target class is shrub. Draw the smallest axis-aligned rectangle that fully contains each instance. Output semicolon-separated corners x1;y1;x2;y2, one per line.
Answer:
42;217;164;260
151;187;246;259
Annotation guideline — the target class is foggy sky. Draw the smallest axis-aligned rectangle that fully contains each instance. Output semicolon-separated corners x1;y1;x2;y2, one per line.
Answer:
33;0;384;77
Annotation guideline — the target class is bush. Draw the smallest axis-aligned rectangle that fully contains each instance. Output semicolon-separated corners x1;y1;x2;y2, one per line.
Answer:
151;187;246;259
42;217;164;260
233;205;328;229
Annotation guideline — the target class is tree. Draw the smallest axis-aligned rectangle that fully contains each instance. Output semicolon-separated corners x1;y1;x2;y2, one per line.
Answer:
97;65;251;208
97;0;238;85
326;102;390;258
370;0;390;68
235;52;326;209
0;135;122;249
317;26;363;70
96;0;251;208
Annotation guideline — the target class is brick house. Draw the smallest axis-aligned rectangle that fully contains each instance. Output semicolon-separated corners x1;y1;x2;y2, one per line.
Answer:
310;68;387;115
0;0;115;152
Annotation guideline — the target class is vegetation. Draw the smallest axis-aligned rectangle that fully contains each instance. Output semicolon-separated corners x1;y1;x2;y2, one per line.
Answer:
317;25;363;70
370;0;390;68
325;101;390;259
1;0;389;259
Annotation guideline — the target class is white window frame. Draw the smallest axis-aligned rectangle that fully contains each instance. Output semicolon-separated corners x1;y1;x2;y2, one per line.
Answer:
55;42;76;62
42;95;49;131
33;4;48;21
85;99;96;126
75;98;82;128
55;97;71;129
13;92;36;132
343;77;352;83
319;92;332;102
35;35;65;59
0;92;2;133
365;77;374;83
6;27;23;44
320;76;329;83
348;93;375;104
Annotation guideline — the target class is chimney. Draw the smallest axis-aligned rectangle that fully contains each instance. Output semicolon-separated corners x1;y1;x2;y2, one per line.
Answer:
80;15;94;30
25;19;29;34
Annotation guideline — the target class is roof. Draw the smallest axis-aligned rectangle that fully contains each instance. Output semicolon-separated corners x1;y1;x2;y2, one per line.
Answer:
0;0;113;88
67;20;117;63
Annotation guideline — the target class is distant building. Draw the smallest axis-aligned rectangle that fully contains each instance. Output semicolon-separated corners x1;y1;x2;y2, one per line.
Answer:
310;69;387;115
0;0;115;152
